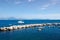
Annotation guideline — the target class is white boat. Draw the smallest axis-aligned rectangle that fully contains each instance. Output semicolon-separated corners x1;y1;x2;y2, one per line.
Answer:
38;29;42;31
37;27;44;31
18;21;24;23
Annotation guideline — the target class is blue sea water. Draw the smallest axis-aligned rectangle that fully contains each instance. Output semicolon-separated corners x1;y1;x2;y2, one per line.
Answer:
0;20;60;40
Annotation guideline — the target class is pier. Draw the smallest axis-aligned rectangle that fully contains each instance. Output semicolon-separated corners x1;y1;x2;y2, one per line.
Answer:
0;23;60;31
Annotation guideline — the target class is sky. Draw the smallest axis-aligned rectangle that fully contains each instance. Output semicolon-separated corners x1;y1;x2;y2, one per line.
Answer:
0;0;60;19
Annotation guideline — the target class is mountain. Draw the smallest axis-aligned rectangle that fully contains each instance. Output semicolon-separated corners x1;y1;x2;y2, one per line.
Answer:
0;17;20;20
7;17;18;20
0;17;60;20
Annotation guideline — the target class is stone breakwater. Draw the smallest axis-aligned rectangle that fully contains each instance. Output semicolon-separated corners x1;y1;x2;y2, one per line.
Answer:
0;23;60;31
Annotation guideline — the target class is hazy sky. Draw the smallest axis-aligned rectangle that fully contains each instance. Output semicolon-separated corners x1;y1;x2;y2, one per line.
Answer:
0;0;60;19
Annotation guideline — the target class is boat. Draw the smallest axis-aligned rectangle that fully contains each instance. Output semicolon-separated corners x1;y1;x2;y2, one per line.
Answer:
38;29;42;31
18;21;24;24
37;27;44;31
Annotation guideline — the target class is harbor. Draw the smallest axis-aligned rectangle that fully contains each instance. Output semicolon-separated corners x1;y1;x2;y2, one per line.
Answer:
0;23;60;31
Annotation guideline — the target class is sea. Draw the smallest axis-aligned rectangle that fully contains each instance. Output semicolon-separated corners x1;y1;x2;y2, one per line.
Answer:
0;20;60;40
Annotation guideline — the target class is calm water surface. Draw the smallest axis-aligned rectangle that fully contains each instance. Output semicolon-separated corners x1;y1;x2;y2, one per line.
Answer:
0;20;60;40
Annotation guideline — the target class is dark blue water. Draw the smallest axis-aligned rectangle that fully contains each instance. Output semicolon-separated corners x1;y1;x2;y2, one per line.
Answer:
0;20;60;40
0;20;60;27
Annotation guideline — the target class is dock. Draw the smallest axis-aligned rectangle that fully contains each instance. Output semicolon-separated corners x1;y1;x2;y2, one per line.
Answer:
0;23;60;31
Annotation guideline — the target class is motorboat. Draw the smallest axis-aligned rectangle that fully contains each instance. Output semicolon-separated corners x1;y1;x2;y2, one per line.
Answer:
18;21;24;24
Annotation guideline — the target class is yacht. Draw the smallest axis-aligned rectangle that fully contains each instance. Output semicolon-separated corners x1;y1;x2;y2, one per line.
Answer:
18;21;24;24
